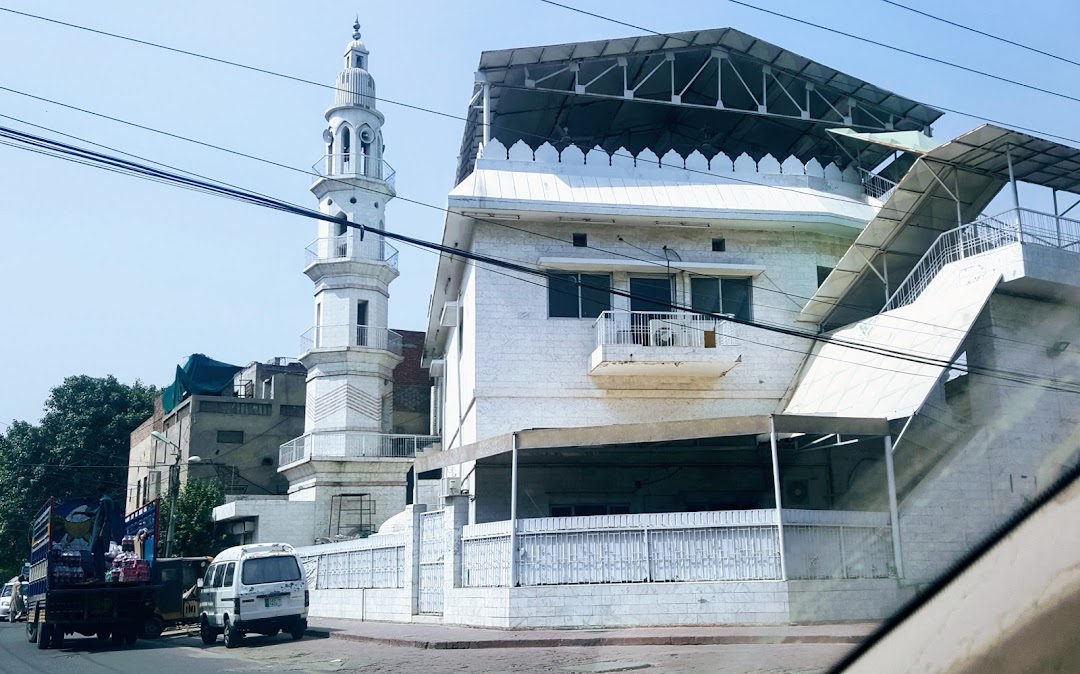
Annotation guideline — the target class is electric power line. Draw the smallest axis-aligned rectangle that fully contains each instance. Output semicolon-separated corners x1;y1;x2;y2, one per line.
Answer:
2;123;1072;396
878;0;1080;71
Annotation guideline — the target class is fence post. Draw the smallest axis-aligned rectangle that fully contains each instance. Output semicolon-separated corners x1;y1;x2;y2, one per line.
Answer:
444;493;470;601
404;504;427;616
643;528;652;582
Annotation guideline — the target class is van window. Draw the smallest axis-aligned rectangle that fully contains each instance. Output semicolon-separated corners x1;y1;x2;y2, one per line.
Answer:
241;556;302;585
1;585;10;598
212;564;226;588
223;562;235;587
203;565;215;587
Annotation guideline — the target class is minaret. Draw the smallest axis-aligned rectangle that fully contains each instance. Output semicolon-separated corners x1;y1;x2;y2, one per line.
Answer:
302;20;401;442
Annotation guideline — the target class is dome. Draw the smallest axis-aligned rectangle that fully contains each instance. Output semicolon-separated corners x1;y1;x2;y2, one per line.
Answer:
345;38;368;55
335;68;376;109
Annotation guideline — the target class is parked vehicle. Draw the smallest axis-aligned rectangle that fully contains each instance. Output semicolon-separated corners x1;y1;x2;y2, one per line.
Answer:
25;497;159;650
0;579;26;621
198;543;308;648
143;557;212;638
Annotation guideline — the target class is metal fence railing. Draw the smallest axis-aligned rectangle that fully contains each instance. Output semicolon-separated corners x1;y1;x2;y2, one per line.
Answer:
783;509;894;580
279;432;441;466
304;236;399;270
297;534;407;590
859;168;898;201
299;325;403;356
312;153;396;190
594;310;733;350
884;208;1080;311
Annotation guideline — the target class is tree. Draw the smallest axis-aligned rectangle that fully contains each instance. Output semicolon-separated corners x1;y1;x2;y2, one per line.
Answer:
160;478;227;558
0;375;157;577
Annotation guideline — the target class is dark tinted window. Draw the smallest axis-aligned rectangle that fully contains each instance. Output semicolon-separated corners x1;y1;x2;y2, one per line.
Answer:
217;430;243;444
721;278;752;321
241;556;302;585
548;273;611;318
223;562;235;587
690;277;721;314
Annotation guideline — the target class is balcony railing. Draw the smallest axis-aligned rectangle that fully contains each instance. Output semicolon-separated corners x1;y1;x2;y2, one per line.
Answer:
595;310;733;349
859;168;898;201
312;153;396;190
300;325;403;356
280;432;441;466
884;207;1080;311
304;235;399;270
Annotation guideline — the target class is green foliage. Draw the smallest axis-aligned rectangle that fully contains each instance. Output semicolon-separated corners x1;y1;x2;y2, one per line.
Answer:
0;375;157;577
160;478;227;558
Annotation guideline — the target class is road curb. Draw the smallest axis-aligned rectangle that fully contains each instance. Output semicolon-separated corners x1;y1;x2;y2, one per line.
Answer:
303;628;863;650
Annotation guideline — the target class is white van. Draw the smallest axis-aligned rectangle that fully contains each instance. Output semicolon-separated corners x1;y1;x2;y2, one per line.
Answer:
197;543;308;648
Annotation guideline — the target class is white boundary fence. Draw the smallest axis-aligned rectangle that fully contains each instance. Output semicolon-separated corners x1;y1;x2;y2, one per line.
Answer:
296;533;407;590
461;509;893;587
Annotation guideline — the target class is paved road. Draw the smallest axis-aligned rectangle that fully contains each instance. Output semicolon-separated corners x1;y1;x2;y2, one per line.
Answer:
0;620;853;673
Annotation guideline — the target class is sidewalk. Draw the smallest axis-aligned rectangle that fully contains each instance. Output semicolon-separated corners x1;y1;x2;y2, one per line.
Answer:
306;618;876;650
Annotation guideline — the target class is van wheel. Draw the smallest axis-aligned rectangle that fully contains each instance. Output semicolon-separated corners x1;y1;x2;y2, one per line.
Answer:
289;621;306;640
223;617;243;649
200;618;217;645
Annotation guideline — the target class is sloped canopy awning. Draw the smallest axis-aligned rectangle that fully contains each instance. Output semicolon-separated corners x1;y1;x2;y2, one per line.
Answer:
457;27;942;185
414;414;890;472
799;125;1080;329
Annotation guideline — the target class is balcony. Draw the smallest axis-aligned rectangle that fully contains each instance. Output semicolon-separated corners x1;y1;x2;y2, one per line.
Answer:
312;153;396;191
590;310;741;377
279;431;441;467
300;325;403;357
304;235;399;271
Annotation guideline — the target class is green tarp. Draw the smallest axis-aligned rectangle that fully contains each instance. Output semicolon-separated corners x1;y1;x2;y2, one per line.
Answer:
161;354;242;413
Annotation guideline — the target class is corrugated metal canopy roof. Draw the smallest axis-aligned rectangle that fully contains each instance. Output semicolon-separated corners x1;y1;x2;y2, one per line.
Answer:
799;125;1080;328
456;28;943;184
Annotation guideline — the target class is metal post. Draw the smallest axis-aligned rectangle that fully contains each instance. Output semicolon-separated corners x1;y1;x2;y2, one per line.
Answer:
1006;144;1021;241
1053;189;1063;247
769;417;787;581
509;432;519;587
882;254;889;302
884;434;904;579
481;81;491;146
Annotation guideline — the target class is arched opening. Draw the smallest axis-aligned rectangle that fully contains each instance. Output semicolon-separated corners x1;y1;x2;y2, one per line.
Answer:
341;126;351;168
334;212;349;257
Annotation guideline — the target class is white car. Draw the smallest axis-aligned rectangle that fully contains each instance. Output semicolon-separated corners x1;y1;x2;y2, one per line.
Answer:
0;580;24;621
197;543;308;648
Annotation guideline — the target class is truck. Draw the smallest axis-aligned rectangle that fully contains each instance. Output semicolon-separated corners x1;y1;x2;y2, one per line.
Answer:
25;496;160;649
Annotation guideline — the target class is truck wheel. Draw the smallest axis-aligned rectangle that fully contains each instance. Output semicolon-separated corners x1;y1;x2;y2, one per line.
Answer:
223;617;243;649
26;620;37;644
200;618;217;645
36;623;51;650
123;626;138;646
143;615;164;640
111;629;124;646
96;631;110;641
50;628;64;648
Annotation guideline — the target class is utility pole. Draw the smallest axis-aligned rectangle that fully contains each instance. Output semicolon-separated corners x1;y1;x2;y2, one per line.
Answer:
151;430;182;558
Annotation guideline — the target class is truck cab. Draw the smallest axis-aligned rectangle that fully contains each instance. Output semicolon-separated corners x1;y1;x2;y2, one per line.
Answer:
198;543;308;648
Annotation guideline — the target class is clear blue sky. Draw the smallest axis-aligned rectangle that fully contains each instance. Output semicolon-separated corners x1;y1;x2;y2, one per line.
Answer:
1;0;1078;425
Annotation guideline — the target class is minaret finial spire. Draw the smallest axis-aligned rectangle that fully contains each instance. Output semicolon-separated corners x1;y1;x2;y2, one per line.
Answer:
352;17;362;40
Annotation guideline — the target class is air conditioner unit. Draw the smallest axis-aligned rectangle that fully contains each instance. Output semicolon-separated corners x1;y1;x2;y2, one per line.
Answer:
648;319;690;347
441;477;462;496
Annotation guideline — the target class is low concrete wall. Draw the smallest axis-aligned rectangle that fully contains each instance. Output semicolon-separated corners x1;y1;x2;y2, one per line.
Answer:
308;588;411;623
787;579;912;623
444;587;511;628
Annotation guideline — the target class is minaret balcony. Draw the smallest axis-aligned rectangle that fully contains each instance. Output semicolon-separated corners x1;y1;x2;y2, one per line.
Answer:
300;324;403;357
313;154;396;191
279;431;441;469
304;236;399;270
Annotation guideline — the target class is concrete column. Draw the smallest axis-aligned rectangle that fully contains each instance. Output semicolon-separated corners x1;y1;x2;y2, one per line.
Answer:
769;416;787;581
884;435;905;579
404;503;427;616
443;494;470;602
